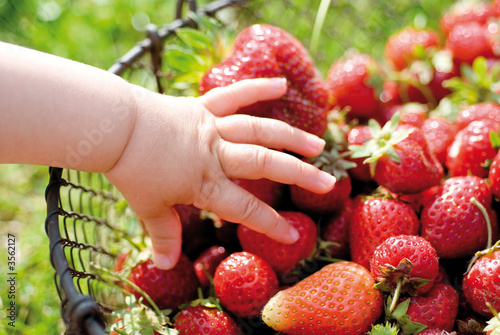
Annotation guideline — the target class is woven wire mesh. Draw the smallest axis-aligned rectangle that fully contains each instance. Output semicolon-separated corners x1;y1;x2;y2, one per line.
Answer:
45;0;457;334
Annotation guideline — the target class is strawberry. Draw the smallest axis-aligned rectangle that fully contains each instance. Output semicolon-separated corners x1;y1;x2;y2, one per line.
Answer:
370;235;439;296
445;21;494;65
420;175;499;259
173;305;242;335
289;148;354;214
416;329;457;335
446;119;500;178
213;251;279;318
320;197;355;259
385;27;440;71
346;125;373;182
455;103;500;130
349;196;420;269
199;24;329;137
174;204;216;258
231;178;283;208
349;114;443;195
127;254;199;311
261;261;383;335
400;283;459;332
489;150;500;200
421;117;458;167
326;52;383;120
193;245;230;290
462;244;500;318
440;1;493;36
237;211;317;277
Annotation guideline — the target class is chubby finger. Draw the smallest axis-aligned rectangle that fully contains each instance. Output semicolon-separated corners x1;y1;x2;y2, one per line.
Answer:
193;177;299;244
218;141;336;194
198;78;287;117
141;206;182;270
216;114;325;157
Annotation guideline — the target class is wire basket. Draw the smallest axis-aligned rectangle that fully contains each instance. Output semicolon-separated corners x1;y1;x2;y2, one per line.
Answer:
44;0;457;334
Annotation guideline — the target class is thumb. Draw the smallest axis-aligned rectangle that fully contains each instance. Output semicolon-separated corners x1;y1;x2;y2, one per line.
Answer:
141;206;183;270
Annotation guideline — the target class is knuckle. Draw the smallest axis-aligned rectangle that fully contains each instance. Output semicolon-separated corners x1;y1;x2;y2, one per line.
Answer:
240;195;262;224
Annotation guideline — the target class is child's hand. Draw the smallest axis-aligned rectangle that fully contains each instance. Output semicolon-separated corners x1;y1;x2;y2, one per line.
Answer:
105;78;336;269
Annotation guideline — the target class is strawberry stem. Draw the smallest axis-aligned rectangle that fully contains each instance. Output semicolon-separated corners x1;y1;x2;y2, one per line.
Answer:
470;197;493;249
309;0;331;58
389;277;403;314
90;262;164;320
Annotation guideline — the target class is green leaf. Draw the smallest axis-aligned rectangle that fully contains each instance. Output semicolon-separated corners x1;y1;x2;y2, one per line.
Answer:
175;27;213;51
367;322;400;335
164;46;205;72
491;130;500;150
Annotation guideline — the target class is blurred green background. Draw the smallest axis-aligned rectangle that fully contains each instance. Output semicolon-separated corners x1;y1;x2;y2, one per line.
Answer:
0;0;454;333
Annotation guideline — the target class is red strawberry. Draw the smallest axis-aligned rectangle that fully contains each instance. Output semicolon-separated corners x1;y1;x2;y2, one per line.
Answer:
462;245;500;317
193;245;230;289
349;196;420;269
326;52;382;120
489;150;500;200
261;261;383;335
445;21;494;65
199;24;329;137
401;283;459;332
350;115;443;195
173;305;242;335
237;211;317;276
420;176;499;259
231;178;283;208
289;148;354;214
421;117;458;167
455;102;500;130
440;1;493;36
346;125;373;182
370;235;439;296
127;254;199;310
446;119;500;178
213;251;279;318
385;27;440;71
320;197;355;259
174;204;216;258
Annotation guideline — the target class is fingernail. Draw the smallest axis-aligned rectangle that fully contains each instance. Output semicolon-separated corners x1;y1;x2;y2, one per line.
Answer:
319;171;336;190
271;77;287;91
153;253;175;270
287;226;300;243
307;134;326;152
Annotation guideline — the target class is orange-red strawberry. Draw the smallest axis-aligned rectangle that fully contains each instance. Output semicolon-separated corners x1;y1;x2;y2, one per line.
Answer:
370;235;439;296
321;197;355;259
446;119;500;178
199;24;329;137
400;283;459;332
213;251;279;318
173;305;242;335
455;103;500;130
440;0;493;36
462;244;500;318
289;148;354;214
385;27;440;71
420;176;499;259
489;150;500;200
261;261;383;335
445;21;494;65
345;125;373;182
326;52;383;120
350;115;443;194
237;211;317;276
127;254;199;311
193;245;230;290
421;117;458;167
349;196;420;269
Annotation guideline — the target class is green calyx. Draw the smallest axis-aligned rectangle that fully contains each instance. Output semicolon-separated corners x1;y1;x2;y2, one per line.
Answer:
348;113;414;176
310;147;356;180
374;258;431;297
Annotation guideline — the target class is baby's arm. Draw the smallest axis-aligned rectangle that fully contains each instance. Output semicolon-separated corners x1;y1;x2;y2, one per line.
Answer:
0;42;335;269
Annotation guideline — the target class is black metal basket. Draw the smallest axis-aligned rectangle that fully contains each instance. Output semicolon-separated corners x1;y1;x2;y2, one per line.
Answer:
44;1;456;333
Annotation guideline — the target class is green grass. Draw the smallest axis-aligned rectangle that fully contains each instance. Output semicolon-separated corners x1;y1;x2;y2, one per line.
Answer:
0;0;456;333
